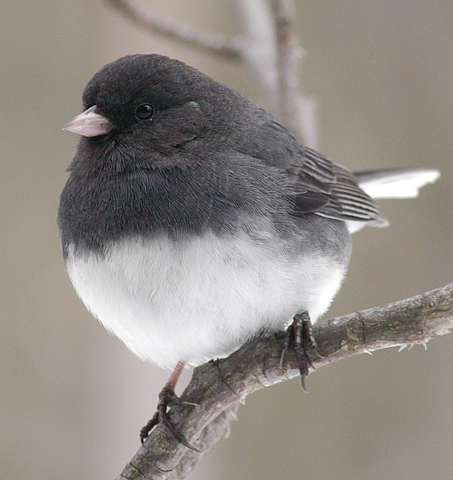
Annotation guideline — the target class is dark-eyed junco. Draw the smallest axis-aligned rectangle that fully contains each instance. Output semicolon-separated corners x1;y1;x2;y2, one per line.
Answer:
59;54;439;446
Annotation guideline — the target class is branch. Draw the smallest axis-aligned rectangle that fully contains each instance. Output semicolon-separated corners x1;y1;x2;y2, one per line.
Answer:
105;0;245;59
269;1;304;137
233;0;277;104
115;282;453;480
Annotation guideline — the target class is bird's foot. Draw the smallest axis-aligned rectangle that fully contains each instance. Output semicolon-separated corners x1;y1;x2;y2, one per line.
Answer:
140;387;200;451
280;311;322;391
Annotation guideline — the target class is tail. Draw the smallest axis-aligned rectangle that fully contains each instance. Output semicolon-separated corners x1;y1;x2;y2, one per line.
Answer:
347;167;440;233
354;167;440;199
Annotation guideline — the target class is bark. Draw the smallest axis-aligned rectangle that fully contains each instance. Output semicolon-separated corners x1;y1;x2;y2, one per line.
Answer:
116;282;453;480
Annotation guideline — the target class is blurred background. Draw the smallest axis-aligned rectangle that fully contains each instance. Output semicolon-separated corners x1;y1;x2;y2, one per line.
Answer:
1;1;452;479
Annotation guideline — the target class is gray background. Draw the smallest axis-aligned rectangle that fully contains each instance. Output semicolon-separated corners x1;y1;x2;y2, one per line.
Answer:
2;1;452;479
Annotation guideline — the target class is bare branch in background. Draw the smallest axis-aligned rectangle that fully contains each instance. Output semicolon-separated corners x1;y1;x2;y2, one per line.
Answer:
105;0;318;147
106;0;245;59
116;283;453;480
270;1;305;136
233;0;278;105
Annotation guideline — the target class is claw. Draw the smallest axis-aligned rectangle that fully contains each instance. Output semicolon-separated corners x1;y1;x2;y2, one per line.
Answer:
140;361;200;451
300;374;307;393
140;387;200;451
140;411;159;444
280;311;322;391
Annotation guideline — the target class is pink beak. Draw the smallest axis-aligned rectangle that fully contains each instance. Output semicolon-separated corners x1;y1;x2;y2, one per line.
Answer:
63;105;112;137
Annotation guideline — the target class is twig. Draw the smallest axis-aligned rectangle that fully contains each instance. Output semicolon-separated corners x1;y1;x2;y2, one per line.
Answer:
115;282;453;480
105;0;244;59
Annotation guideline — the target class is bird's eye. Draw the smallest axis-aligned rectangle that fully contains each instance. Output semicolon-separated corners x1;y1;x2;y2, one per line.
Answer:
135;104;155;120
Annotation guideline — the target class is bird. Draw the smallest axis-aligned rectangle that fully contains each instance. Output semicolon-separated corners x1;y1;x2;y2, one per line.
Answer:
59;53;439;447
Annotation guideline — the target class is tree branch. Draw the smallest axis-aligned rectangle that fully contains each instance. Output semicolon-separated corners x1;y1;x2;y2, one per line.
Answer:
115;282;453;480
233;0;278;105
105;0;245;59
269;1;305;137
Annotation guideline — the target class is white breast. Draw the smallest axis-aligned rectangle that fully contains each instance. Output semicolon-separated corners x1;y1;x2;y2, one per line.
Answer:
66;232;345;370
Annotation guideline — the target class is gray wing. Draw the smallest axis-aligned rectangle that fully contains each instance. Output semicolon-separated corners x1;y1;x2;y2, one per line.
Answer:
286;147;388;227
233;107;387;226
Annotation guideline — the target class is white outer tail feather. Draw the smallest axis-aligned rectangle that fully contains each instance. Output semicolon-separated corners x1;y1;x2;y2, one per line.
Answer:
348;168;440;233
357;168;440;199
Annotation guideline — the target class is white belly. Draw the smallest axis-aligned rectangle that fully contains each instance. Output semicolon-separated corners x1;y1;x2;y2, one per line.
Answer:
66;232;345;369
